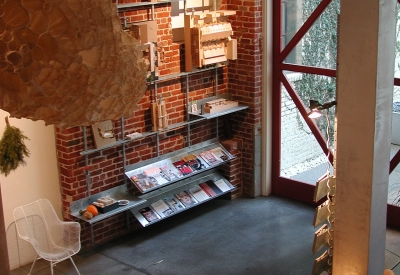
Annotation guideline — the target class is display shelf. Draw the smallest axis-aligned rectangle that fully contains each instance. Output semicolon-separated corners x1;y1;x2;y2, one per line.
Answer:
125;138;234;194
191;104;249;119
80;117;208;156
70;185;146;224
131;169;235;227
116;0;178;10
149;64;226;84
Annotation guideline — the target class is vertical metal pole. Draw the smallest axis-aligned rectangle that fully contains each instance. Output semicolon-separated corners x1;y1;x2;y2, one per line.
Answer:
121;117;127;185
154;82;160;156
186;74;191;147
151;4;155;21
215;68;219;139
83;126;91;196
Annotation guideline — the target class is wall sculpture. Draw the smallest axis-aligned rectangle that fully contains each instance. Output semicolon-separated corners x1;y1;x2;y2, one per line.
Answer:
0;0;147;129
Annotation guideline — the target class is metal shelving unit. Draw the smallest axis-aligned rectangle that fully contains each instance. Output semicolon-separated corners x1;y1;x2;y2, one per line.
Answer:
73;1;246;231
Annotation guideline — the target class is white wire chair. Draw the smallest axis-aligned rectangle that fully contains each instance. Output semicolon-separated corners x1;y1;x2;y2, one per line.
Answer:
13;198;81;275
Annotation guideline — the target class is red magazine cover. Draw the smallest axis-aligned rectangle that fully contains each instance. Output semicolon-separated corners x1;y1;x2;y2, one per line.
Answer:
173;160;193;175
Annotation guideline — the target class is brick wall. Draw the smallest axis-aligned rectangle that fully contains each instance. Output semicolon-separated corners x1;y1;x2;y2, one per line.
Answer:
55;0;263;248
227;0;263;197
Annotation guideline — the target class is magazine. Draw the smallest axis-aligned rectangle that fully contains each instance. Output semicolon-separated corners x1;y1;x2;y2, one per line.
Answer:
211;147;229;162
160;163;182;181
143;166;170;185
182;155;206;171
150;200;173;218
214;179;231;192
164;196;185;211
199;150;221;166
199;180;223;197
131;173;159;192
173;160;193;175
188;185;210;202
138;207;159;222
175;190;198;207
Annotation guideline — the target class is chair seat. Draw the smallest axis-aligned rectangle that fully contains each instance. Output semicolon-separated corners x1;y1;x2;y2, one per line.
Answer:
38;246;78;263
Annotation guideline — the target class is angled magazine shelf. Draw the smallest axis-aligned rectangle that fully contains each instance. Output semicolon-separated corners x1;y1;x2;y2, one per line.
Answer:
70;185;146;224
124;139;234;194
130;169;235;227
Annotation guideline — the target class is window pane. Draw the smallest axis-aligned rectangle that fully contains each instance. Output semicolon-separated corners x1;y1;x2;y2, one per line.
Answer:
280;82;332;185
389;145;400;205
282;0;340;68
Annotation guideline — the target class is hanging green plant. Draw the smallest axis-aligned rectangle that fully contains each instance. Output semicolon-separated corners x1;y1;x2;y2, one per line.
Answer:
0;117;30;176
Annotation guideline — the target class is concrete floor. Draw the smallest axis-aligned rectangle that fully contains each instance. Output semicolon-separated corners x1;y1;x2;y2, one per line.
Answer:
9;196;400;275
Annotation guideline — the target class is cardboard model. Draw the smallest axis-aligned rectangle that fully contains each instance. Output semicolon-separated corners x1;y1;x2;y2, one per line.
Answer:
0;0;147;129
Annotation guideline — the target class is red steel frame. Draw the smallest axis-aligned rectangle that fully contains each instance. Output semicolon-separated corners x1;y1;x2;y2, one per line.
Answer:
272;0;400;215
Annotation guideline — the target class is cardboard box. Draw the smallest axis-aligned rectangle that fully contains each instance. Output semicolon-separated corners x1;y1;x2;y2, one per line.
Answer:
204;99;238;114
130;21;158;44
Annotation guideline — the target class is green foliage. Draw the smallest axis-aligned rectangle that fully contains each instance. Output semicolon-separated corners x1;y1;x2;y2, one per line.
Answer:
395;4;400;75
294;0;340;141
0;122;30;176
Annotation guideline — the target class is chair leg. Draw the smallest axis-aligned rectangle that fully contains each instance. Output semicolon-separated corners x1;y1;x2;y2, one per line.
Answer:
69;257;81;275
28;255;39;275
50;261;54;275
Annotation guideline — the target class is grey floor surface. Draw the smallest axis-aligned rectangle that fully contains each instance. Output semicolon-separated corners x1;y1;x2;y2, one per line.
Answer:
10;196;400;275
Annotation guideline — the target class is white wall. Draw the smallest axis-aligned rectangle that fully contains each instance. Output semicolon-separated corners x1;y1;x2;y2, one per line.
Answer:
0;109;61;269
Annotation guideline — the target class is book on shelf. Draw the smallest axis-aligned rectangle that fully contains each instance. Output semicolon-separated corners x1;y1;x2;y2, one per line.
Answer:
163;196;185;211
172;160;194;176
199;180;223;197
131;173;160;192
143;166;170;185
214;179;231;192
210;147;229;162
188;185;211;202
175;190;198;207
150;200;174;218
138;207;160;222
160;163;183;181
199;150;222;166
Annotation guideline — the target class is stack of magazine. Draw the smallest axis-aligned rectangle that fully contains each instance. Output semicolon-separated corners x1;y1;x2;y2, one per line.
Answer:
126;146;230;193
137;178;232;223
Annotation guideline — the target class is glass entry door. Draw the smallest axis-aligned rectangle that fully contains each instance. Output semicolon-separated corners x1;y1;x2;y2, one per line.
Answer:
272;0;400;227
272;0;338;204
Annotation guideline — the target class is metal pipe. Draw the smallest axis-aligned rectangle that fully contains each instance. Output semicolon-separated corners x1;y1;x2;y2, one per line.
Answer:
186;74;191;147
121;117;127;185
215;68;219;139
83;126;91;196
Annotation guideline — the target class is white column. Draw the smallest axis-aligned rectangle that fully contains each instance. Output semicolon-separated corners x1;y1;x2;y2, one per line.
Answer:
333;0;396;274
